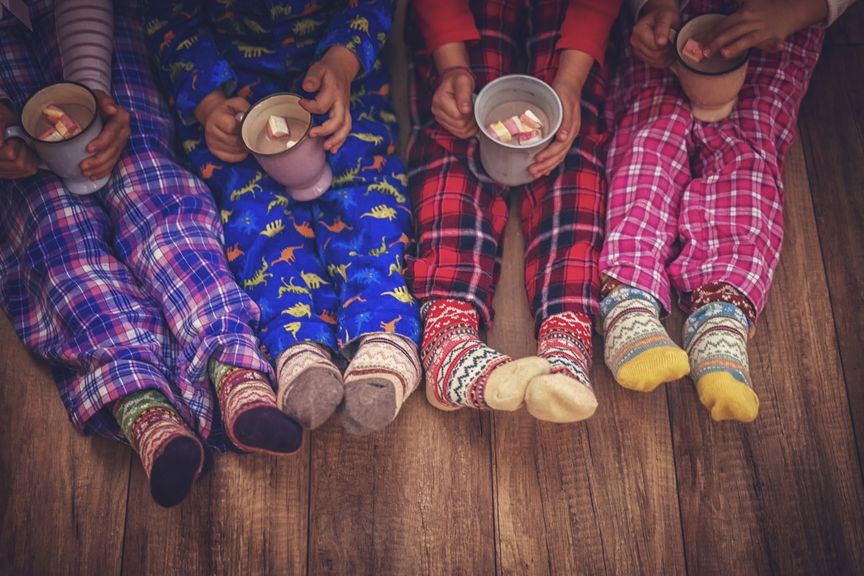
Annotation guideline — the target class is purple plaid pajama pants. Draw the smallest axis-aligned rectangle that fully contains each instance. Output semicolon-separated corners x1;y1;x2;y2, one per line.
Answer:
600;0;823;318
0;2;270;444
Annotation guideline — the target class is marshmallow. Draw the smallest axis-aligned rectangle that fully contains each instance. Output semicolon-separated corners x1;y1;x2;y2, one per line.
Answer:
40;104;82;141
520;109;543;130
682;38;704;63
488;109;544;144
489;121;512;142
266;115;291;139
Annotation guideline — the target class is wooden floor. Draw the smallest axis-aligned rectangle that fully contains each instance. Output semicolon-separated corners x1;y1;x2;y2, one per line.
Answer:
3;7;864;576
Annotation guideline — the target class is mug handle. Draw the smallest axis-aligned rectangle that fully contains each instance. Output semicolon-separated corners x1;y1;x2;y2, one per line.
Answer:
3;126;49;170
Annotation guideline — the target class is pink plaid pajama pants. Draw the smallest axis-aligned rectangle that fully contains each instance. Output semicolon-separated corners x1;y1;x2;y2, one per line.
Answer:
600;0;824;319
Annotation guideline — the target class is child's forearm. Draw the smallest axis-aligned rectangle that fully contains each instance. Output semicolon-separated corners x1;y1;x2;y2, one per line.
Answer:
557;49;594;90
55;0;113;94
635;0;678;18
784;0;830;31
432;42;471;74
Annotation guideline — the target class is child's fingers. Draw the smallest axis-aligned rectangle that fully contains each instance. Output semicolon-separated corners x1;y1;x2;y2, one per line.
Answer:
702;18;756;56
453;74;474;115
311;104;346;139
81;148;120;179
653;11;678;45
300;89;336;116
323;116;352;152
86;114;129;154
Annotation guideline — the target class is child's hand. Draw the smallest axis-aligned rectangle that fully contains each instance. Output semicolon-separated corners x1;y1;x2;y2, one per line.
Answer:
631;0;681;68
0;102;38;180
195;90;250;163
700;0;828;60
431;68;477;139
81;90;130;181
300;45;359;153
529;50;592;178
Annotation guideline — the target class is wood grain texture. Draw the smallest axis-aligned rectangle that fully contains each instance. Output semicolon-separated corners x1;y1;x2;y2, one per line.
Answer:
0;312;130;576
121;445;309;576
488;201;687;576
669;139;864;575
307;396;496;575
798;45;864;479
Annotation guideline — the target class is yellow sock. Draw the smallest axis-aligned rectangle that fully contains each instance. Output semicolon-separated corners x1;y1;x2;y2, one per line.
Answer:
685;302;759;423
601;288;690;392
696;372;759;422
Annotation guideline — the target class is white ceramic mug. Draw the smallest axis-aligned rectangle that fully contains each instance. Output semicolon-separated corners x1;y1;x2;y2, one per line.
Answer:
671;13;750;122
474;74;563;186
239;93;332;202
3;82;109;195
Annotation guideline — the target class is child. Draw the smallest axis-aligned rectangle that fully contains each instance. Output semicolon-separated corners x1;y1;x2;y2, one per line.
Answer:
599;0;855;422
143;0;422;434
406;0;622;422
0;0;302;508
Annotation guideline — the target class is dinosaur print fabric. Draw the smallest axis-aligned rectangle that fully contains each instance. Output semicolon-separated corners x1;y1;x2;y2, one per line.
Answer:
144;0;420;359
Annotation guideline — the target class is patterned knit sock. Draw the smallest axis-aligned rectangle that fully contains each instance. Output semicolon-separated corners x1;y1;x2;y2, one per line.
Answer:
525;311;598;423
276;343;344;430
421;299;550;411
114;389;204;508
684;302;759;423
340;333;421;435
209;360;303;455
600;286;690;392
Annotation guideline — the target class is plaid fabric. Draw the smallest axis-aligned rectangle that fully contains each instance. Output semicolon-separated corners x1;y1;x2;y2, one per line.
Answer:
600;0;824;317
405;0;608;333
143;0;422;360
0;2;270;447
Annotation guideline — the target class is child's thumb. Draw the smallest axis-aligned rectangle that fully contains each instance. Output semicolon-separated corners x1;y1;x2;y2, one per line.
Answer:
454;75;474;115
654;12;677;46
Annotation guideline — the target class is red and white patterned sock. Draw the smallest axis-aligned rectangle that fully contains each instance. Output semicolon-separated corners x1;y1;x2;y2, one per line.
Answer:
421;299;550;411
525;312;598;423
209;361;303;455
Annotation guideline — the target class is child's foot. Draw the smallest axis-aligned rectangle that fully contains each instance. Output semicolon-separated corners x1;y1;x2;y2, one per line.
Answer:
209;361;303;455
276;343;344;429
422;299;550;411
340;333;421;435
684;302;759;422
114;390;204;508
526;311;598;423
600;286;690;392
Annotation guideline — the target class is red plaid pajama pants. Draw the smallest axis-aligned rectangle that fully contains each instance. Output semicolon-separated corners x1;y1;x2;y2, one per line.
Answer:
600;0;824;318
405;0;608;333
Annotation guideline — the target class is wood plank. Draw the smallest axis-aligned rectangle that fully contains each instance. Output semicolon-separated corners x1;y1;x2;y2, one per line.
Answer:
121;445;309;576
798;45;864;477
489;199;687;575
669;138;864;574
828;1;864;46
307;395;496;575
0;312;130;576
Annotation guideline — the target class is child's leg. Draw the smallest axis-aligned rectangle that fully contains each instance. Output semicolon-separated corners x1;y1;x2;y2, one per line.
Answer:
516;5;608;422
405;0;550;413
598;33;693;392
113;389;204;508
312;65;422;434
674;27;824;422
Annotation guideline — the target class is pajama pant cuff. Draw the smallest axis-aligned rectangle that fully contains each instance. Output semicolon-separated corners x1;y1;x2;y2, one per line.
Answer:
259;320;339;363
71;360;192;443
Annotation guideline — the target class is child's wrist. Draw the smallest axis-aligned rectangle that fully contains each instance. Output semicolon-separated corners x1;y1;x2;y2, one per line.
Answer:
433;42;470;74
322;45;361;81
641;0;679;18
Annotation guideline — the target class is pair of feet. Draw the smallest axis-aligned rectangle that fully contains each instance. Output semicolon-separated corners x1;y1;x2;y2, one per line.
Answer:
421;300;599;423
115;363;305;508
601;286;759;422
275;333;422;435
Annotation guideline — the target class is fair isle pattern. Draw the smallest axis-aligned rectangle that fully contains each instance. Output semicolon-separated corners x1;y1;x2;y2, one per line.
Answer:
214;366;279;442
344;334;422;412
421;299;512;409
275;343;341;410
114;389;178;439
684;302;752;388
601;287;676;373
131;408;201;481
537;312;593;388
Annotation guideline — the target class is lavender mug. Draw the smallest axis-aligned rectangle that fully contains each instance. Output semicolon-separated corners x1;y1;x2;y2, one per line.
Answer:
239;93;332;202
3;82;109;195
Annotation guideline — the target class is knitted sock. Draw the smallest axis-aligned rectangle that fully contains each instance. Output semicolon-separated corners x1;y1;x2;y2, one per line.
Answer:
525;311;598;423
684;302;759;423
276;343;344;430
114;389;204;508
209;360;303;455
421;299;550;411
340;333;421;435
600;286;690;392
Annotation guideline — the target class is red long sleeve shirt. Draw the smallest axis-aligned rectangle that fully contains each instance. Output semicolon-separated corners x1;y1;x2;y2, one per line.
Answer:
413;0;623;66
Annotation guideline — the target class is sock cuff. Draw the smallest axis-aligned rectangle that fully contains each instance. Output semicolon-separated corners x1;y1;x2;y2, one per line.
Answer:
599;285;661;318
683;302;749;348
538;311;592;338
114;389;177;439
421;298;479;322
